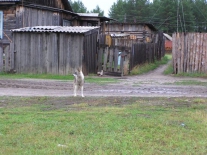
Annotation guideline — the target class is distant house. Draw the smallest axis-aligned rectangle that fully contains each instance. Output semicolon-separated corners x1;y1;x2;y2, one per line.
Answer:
102;22;158;43
164;33;172;52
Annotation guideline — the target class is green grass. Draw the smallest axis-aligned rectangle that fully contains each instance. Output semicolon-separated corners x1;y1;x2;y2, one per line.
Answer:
163;63;207;78
86;76;118;85
162;55;207;78
0;97;207;155
0;73;118;85
173;80;207;86
163;62;174;75
130;54;172;75
0;72;74;80
176;72;207;78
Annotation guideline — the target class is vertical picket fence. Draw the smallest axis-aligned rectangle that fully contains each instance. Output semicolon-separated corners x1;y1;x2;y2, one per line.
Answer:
172;33;207;74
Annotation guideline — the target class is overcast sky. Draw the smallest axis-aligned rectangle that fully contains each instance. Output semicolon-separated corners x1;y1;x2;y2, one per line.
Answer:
80;0;117;17
80;0;153;17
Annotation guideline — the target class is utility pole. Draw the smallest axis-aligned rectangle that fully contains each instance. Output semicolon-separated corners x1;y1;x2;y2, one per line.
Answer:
177;0;179;32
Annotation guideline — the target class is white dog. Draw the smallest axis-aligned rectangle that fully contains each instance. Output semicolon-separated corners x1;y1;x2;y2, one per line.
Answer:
73;67;84;97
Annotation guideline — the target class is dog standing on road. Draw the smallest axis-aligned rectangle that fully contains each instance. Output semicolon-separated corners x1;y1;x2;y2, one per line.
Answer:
73;67;84;97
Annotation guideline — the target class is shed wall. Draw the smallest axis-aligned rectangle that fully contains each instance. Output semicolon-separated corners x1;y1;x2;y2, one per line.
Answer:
16;6;62;28
13;32;83;74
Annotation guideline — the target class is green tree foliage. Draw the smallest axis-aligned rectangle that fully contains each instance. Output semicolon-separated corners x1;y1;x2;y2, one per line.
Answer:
109;0;127;21
108;0;207;34
90;5;104;16
69;0;88;13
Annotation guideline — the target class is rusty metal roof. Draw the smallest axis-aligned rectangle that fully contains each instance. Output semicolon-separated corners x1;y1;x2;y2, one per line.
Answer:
11;26;99;33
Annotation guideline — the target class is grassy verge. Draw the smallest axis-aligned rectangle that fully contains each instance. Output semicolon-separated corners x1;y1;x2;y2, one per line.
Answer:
130;54;172;75
0;97;207;154
0;73;118;85
176;72;207;78
0;72;74;80
173;80;207;86
163;56;207;78
86;76;118;85
163;63;207;78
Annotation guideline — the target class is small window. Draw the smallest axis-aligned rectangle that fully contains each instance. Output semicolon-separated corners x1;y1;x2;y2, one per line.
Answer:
63;19;71;26
0;11;3;39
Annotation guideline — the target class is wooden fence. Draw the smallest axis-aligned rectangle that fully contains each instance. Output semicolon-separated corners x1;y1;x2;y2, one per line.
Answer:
130;32;165;70
172;33;207;73
97;31;165;76
130;43;155;70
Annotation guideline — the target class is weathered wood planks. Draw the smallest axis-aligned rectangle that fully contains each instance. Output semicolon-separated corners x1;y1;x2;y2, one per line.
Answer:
12;32;85;75
172;32;207;73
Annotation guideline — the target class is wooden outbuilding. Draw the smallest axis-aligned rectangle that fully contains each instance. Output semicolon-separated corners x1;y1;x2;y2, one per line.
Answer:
0;0;77;72
10;26;99;75
0;0;116;73
0;0;74;47
164;33;172;53
98;22;165;76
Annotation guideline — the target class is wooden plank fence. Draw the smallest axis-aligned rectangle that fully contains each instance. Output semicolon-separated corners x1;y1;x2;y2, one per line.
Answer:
172;33;207;73
130;32;165;72
98;31;165;76
130;43;156;71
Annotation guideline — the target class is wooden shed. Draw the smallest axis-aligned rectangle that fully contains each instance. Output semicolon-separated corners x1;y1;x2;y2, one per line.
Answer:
0;0;77;72
102;22;157;43
98;22;165;76
0;0;74;46
11;26;99;75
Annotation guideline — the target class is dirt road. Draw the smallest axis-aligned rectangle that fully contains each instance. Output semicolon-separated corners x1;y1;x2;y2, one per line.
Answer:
0;62;207;97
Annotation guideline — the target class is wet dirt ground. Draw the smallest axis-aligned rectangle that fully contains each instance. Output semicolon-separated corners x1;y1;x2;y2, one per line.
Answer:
0;62;207;97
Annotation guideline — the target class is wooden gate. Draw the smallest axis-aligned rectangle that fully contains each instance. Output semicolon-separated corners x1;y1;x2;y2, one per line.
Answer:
98;34;132;76
0;43;14;73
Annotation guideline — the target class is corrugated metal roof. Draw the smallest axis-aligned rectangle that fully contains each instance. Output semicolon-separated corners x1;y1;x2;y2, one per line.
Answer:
11;26;99;33
164;33;172;41
77;13;99;17
110;33;130;38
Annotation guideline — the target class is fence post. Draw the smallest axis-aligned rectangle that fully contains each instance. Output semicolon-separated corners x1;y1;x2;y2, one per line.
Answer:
0;44;3;72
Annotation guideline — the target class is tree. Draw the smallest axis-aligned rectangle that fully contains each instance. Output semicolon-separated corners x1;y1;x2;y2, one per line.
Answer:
90;5;104;16
191;0;207;32
108;0;207;34
109;0;127;22
69;0;88;13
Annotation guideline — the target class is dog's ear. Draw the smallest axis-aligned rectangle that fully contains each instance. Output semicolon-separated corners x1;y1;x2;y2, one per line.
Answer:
77;66;83;72
77;68;80;72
